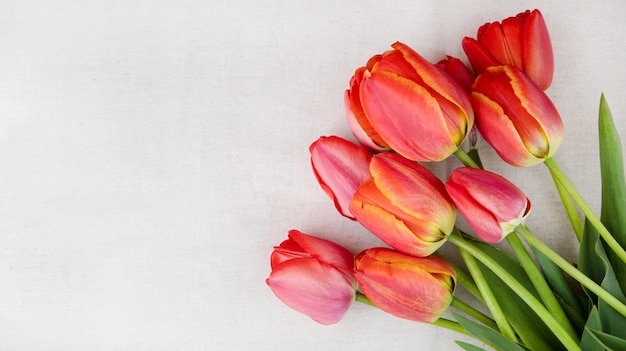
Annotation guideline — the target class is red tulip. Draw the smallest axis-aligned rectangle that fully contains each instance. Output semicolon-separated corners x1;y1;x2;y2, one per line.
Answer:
345;42;474;162
350;153;456;257
462;9;553;90
310;136;372;219
446;167;531;243
354;247;456;323
266;230;357;325
471;65;563;167
435;55;476;93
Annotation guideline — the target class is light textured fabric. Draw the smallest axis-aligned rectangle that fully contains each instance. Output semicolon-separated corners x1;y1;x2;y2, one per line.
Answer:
0;1;624;350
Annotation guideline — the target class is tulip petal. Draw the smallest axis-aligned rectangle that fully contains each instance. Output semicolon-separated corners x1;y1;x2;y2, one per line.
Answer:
471;92;542;166
369;153;456;236
347;67;389;148
286;229;354;272
345;91;386;151
506;66;563;157
500;16;525;68
523;9;553;90
310;136;372;219
360;70;456;162
354;248;454;323
350;179;447;257
462;37;501;75
267;258;355;325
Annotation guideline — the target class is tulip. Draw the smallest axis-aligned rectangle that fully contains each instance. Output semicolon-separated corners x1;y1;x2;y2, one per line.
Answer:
310;136;372;219
462;9;553;90
446;167;531;243
435;55;476;93
471;65;563;167
354;247;456;323
345;42;474;162
266;230;357;325
350;153;456;257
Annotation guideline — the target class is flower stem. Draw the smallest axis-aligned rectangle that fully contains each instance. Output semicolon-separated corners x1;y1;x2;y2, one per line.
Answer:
453;263;484;303
505;233;579;341
448;232;582;351
544;157;626;264
451;297;498;330
546;161;583;241
454;231;518;343
515;225;626;318
454;148;480;168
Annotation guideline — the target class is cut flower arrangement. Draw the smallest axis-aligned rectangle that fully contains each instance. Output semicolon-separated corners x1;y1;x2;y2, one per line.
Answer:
266;9;626;351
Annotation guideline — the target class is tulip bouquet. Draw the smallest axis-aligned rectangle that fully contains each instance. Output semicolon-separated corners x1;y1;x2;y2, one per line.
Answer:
266;9;626;351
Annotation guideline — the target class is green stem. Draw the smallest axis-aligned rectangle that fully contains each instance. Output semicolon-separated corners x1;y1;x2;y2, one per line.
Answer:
455;233;518;342
454;148;480;168
547;162;583;241
453;264;484;303
451;297;498;330
516;225;626;318
544;157;626;264
448;233;582;351
432;318;474;338
505;233;579;341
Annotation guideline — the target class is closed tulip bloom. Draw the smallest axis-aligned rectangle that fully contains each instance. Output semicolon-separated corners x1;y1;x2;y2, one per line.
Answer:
310;136;372;219
350;153;456;257
471;65;563;167
354;247;456;323
346;42;474;162
462;9;553;90
446;167;531;243
266;230;357;325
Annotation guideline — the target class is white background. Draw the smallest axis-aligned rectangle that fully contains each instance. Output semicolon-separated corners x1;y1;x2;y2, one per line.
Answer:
1;0;625;350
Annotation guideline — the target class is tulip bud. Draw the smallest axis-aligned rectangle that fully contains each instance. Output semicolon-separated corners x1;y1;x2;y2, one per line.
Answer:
462;9;553;90
266;230;357;325
445;167;531;243
350;153;456;257
435;55;476;93
354;247;456;323
346;42;474;162
471;65;563;167
310;136;372;219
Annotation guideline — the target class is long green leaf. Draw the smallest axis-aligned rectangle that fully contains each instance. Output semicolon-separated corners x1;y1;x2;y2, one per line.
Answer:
580;307;606;351
453;313;526;351
455;341;489;351
598;93;626;296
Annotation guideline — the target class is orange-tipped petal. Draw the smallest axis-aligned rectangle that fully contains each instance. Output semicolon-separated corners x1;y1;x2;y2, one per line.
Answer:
344;91;386;151
360;70;456;162
354;248;455;323
310;136;372;219
346;67;389;148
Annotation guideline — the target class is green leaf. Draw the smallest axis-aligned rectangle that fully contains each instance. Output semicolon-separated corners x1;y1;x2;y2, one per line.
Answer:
455;340;489;351
580;307;606;351
579;219;626;339
453;313;526;351
470;240;567;351
598;93;626;296
586;328;626;350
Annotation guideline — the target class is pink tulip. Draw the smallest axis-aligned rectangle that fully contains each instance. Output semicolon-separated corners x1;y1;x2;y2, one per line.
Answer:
462;9;553;90
435;55;476;93
310;136;372;219
350;153;456;257
266;230;357;325
346;42;474;162
470;65;563;167
354;247;456;323
445;167;531;243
